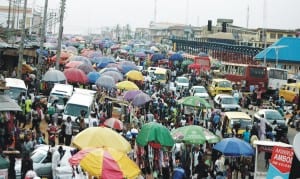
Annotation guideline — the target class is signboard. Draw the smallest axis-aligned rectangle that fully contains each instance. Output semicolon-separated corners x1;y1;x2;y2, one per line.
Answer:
266;146;294;179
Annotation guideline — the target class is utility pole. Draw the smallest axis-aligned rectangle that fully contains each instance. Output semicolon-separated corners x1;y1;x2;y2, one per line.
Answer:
7;0;12;29
37;0;48;81
17;0;28;79
263;0;268;66
56;0;66;70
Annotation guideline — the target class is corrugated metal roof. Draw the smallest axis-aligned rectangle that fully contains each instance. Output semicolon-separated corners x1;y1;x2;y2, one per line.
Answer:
255;37;300;63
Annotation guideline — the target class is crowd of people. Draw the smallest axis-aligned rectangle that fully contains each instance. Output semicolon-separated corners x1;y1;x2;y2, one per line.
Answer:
0;46;293;179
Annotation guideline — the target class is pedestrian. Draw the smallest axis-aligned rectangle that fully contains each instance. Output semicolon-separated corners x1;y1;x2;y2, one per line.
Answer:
172;162;186;179
52;146;63;179
58;123;66;145
89;111;99;127
256;88;262;107
64;116;73;146
21;152;33;179
47;120;58;146
243;126;251;143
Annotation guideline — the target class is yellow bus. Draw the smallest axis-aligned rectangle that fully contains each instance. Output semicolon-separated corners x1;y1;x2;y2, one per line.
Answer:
279;82;300;103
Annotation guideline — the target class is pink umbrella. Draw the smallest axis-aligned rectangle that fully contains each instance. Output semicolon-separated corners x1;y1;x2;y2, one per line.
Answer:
64;68;88;84
65;61;83;69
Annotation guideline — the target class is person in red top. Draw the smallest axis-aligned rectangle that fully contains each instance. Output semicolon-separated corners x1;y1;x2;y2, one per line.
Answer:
47;121;57;146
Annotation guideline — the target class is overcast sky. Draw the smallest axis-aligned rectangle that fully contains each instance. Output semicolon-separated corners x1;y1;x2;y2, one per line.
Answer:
38;0;300;34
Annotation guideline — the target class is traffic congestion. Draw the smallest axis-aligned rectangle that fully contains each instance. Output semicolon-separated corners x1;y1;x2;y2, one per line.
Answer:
0;36;299;179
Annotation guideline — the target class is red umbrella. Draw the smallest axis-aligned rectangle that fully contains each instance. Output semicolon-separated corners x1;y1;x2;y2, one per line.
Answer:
50;51;70;62
63;68;88;84
188;63;201;70
65;61;83;69
104;118;123;130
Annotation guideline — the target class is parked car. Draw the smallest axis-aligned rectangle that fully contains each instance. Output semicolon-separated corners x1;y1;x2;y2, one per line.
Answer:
214;94;241;112
174;76;189;90
208;78;232;97
254;109;288;134
222;112;252;137
189;86;209;99
15;145;86;179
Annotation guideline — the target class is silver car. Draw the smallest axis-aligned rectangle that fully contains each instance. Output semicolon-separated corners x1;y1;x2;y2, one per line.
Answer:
15;145;83;179
214;94;241;112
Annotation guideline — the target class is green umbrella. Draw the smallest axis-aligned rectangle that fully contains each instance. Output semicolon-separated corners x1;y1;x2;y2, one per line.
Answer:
178;96;211;108
0;156;9;169
171;125;220;144
136;122;174;147
181;60;193;67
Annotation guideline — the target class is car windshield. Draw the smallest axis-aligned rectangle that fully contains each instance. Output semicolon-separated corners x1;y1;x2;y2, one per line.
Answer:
218;81;231;88
230;119;252;129
194;88;206;93
177;78;188;83
48;94;66;105
4;88;26;100
265;111;284;121
31;150;46;163
221;97;235;104
155;74;166;80
64;104;89;117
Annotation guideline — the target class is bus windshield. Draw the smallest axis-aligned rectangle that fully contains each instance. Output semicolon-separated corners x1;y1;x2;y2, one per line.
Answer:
249;67;266;78
64;104;89;118
269;69;288;80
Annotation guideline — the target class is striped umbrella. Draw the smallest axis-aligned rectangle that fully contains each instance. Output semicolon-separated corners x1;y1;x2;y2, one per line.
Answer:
104;118;123;130
69;147;140;178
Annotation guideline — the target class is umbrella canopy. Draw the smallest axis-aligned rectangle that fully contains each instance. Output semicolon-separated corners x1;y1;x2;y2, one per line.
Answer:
97;58;115;68
70;56;92;66
77;63;95;74
36;48;48;56
178;96;211;108
213;138;254;156
169;53;183;61
151;53;165;62
65;61;83;69
0;95;21;111
126;70;144;81
104;118;124;130
136;122;174;147
181;60;194;67
95;75;116;89
63;68;88;84
171;125;220;144
123;90;142;101
116;81;139;91
118;61;137;74
65;46;78;55
72;127;131;153
101;71;123;82
134;51;146;58
87;51;102;59
42;69;66;82
132;92;151;107
87;71;101;84
69;147;140;179
99;67;120;74
50;51;70;62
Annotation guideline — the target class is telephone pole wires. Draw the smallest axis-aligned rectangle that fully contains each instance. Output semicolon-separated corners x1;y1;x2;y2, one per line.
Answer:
37;0;48;81
56;0;66;70
17;0;28;79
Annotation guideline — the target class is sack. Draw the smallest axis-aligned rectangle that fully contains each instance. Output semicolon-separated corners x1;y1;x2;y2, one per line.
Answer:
48;106;55;115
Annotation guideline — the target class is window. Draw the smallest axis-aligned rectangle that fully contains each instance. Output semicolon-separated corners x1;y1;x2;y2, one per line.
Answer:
249;67;266;78
277;34;283;38
270;33;276;39
268;69;288;80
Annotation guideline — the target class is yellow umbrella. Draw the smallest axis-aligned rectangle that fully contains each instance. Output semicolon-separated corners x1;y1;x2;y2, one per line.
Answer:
69;147;140;179
126;70;144;81
72;127;131;153
116;81;139;91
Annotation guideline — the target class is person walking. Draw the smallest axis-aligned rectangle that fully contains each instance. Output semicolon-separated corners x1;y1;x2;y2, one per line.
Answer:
64;117;73;146
21;152;33;179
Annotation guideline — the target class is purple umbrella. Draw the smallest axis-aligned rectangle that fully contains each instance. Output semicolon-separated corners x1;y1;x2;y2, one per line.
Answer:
132;92;151;107
123;90;142;101
135;52;147;58
70;56;92;66
95;75;116;89
77;63;95;74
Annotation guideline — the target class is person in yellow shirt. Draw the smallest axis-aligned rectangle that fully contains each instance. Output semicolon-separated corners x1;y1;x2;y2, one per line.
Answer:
25;96;32;124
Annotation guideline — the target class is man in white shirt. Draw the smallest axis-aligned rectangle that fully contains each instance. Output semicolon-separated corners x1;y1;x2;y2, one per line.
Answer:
89;111;98;127
64;117;73;146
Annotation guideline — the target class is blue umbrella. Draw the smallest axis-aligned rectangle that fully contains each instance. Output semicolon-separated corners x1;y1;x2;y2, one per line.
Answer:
87;72;100;84
169;53;183;61
132;92;151;107
99;67;120;74
213;138;254;156
134;52;146;58
101;71;123;82
144;50;154;54
151;53;165;62
96;58;115;68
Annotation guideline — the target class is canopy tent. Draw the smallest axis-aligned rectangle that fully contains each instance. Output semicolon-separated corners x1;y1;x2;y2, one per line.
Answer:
255;37;300;63
0;95;21;111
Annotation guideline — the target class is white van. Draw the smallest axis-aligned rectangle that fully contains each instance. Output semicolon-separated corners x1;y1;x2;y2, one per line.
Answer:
47;84;74;110
63;89;96;133
4;78;27;102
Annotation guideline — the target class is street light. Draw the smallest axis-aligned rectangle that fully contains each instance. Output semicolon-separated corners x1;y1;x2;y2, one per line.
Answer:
267;45;287;68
